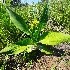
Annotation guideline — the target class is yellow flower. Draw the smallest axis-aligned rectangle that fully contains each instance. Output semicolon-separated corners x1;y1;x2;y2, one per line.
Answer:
30;20;39;29
32;20;39;25
31;24;34;29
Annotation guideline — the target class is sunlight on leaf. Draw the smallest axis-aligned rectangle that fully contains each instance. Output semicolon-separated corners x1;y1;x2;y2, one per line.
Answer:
0;43;34;54
13;45;34;54
39;31;70;45
0;43;15;54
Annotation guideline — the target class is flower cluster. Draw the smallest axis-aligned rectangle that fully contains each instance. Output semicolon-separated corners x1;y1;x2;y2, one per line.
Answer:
30;20;39;29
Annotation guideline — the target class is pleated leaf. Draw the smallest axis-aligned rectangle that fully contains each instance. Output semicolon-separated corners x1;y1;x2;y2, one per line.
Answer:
6;7;30;35
39;31;70;45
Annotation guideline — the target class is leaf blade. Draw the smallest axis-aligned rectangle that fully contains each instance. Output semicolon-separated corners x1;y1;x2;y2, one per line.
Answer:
12;45;34;54
39;31;70;45
39;0;51;29
15;38;34;46
37;43;53;54
6;7;30;35
0;43;34;54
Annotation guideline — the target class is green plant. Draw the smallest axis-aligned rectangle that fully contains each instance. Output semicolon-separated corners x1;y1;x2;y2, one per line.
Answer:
0;3;24;48
0;0;70;55
49;0;70;33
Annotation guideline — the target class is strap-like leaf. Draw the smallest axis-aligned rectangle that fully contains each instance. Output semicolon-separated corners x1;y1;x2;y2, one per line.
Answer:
37;43;53;54
15;38;34;46
39;31;70;45
6;7;30;35
12;45;34;54
39;0;51;28
39;3;48;23
0;43;34;54
36;0;51;39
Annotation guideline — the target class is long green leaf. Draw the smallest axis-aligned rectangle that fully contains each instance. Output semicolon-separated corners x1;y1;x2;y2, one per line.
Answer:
39;31;70;45
39;0;51;28
15;38;34;46
39;3;48;23
6;7;30;35
12;45;34;54
37;43;53;54
0;43;34;54
36;0;51;40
